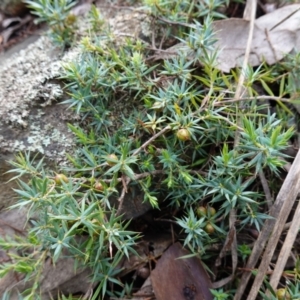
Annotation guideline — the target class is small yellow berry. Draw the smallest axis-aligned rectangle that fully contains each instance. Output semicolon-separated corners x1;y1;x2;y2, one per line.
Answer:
276;288;291;300
106;154;118;166
207;206;216;216
94;182;104;192
54;174;69;185
205;223;215;234
196;206;207;217
176;128;190;141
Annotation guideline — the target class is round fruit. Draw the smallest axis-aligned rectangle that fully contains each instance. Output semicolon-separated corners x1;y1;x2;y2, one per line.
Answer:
196;206;207;217
54;174;69;185
106;154;118;166
94;182;104;192
94;182;103;191
276;288;291;300
207;206;216;216
205;223;215;234
176;128;190;141
65;14;77;26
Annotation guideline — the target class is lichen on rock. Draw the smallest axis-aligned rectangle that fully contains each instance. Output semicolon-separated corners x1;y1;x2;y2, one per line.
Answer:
0;36;78;160
0;3;153;161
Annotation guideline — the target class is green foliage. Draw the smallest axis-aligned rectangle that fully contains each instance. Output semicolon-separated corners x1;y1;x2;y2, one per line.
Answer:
2;0;299;298
176;207;209;250
24;0;78;47
259;266;300;299
2;153;140;299
210;288;232;300
237;243;252;262
142;0;228;21
0;233;47;300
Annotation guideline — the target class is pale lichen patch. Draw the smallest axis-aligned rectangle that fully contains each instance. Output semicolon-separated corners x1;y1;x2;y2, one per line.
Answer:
0;5;150;162
0;34;78;160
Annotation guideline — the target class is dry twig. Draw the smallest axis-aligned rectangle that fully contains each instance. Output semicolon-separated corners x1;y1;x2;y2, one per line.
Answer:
233;0;257;147
259;170;273;210
224;0;257;295
234;149;300;300
116;126;171;215
266;195;300;294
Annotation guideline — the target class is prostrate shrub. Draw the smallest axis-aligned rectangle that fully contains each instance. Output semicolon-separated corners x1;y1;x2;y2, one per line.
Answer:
1;0;299;299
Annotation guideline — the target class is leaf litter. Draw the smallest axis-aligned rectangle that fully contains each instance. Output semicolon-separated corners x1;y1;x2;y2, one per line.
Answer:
155;4;300;72
213;4;300;71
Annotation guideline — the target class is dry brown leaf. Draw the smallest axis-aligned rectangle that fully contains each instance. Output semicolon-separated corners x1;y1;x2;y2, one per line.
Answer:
214;4;300;71
151;242;213;300
213;19;295;72
255;4;300;31
155;5;300;72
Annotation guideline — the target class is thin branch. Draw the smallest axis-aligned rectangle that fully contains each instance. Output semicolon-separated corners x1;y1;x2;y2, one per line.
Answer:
267;197;300;294
121;174;128;193
231;0;257;299
116;168;167;215
258;170;273;210
283;221;292;231
102;170;166;184
134;169;165;179
214;95;293;105
132;125;171;156
153;218;178;224
233;0;257;148
155;15;193;28
269;7;300;31
116;177;129;216
235;149;300;300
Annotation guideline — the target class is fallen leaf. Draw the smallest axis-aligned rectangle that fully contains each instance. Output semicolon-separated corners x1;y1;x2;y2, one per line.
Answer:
212;4;300;71
154;5;300;72
255;4;300;31
151;242;213;300
213;19;295;72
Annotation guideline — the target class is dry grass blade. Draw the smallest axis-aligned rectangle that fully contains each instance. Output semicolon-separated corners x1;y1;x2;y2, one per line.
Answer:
212;215;237;288
267;195;300;294
234;150;300;300
233;0;257;146
228;0;257;295
258;170;273;210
